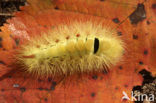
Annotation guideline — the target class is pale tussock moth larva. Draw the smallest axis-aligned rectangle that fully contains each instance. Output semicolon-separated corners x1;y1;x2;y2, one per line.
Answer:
16;21;124;78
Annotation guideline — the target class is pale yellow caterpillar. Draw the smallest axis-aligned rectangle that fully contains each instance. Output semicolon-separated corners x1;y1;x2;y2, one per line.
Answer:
16;21;124;78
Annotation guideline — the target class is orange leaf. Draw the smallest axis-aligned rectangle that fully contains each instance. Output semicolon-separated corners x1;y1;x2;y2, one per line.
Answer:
0;0;155;103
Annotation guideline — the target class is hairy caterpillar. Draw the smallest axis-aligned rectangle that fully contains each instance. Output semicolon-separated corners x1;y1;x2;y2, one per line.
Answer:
16;21;124;78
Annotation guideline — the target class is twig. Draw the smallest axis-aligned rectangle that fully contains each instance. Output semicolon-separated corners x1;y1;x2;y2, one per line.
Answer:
0;13;13;16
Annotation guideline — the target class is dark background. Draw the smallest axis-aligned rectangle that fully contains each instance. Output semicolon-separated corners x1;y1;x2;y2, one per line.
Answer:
0;0;26;26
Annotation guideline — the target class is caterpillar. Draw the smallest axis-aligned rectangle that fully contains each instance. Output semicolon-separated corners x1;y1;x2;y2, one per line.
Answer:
16;21;124;78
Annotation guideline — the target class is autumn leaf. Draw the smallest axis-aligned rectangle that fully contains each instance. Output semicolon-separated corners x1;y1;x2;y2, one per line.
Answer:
0;0;155;103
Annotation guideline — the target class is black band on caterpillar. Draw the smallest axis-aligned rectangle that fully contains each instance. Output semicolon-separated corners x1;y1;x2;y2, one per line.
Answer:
94;38;99;54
